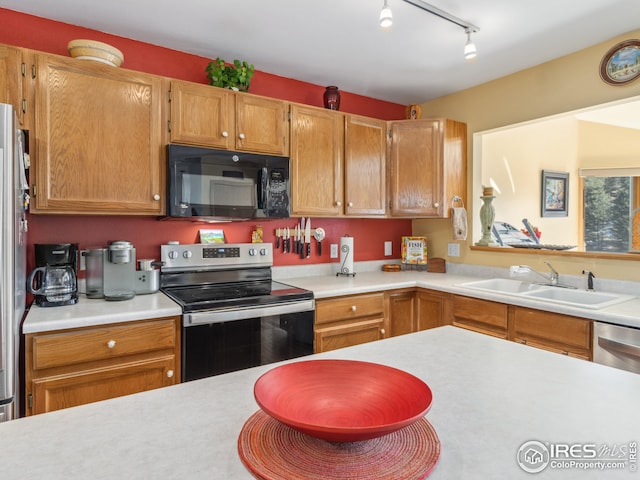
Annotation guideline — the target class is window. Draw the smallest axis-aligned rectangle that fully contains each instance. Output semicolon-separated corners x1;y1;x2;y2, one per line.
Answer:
581;169;640;253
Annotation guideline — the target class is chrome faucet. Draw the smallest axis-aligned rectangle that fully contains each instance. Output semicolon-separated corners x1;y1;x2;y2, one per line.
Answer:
544;261;558;286
510;262;574;288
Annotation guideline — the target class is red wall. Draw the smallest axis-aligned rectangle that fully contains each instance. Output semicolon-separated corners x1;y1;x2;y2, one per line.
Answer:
0;8;412;271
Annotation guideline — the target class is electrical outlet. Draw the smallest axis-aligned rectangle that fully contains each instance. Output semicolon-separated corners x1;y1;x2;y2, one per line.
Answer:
447;243;460;257
330;244;339;258
384;241;392;256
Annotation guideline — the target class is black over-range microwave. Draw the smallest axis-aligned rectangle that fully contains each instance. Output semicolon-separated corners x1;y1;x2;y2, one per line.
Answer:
166;144;290;220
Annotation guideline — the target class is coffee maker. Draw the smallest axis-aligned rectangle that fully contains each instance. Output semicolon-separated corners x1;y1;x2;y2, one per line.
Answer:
103;240;136;301
27;243;79;307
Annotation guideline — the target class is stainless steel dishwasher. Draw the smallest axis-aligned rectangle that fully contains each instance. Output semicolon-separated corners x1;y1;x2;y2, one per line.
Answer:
593;322;640;375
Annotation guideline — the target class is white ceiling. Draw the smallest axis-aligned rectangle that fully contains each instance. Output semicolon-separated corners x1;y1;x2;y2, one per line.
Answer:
2;0;640;105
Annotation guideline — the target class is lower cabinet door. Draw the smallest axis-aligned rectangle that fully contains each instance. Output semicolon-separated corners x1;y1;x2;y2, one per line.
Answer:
30;356;176;415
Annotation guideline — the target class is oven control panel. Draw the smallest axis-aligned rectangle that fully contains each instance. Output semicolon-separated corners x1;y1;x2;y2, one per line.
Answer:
160;243;273;271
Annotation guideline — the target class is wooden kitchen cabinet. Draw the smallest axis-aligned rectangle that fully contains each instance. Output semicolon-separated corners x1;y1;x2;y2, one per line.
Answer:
290;105;387;217
386;289;415;337
389;118;466;218
25;316;180;415
451;295;509;338
343;114;386;216
290;104;344;216
386;288;449;337
0;44;33;129
169;80;288;155
509;307;592;360
415;288;450;331
314;293;385;352
31;53;165;214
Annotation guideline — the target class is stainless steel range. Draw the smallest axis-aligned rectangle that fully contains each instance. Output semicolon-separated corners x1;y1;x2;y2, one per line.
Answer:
160;243;315;381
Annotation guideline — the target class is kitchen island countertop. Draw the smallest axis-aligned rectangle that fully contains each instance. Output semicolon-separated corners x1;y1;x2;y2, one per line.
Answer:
1;326;638;479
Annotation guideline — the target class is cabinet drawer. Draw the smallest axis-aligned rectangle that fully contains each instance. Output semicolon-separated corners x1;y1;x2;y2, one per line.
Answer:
32;319;177;370
511;308;591;350
315;293;384;325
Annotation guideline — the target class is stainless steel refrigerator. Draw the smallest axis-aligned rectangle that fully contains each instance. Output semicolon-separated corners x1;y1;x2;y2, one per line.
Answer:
0;103;28;422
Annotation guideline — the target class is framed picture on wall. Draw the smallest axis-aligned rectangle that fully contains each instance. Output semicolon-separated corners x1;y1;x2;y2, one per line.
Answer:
541;170;569;217
599;39;640;86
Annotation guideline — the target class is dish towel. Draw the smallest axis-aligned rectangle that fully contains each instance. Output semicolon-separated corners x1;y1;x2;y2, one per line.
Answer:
451;197;468;240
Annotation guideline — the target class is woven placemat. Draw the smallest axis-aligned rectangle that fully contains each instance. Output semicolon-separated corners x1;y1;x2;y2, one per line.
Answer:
238;410;440;480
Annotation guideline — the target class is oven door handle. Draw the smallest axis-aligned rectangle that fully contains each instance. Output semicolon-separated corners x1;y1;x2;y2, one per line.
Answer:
597;336;640;359
184;299;315;325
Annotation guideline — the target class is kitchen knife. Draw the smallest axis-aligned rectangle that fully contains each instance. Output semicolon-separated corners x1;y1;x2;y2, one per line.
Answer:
293;225;298;253
275;228;280;249
305;217;311;258
300;218;305;255
299;218;306;259
285;227;290;253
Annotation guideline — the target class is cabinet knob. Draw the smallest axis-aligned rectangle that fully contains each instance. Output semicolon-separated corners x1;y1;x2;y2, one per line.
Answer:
167;370;174;378
222;131;229;138
153;194;161;201
238;133;246;139
336;201;342;207
351;305;357;312
380;328;386;336
434;202;440;208
107;340;116;349
347;201;353;207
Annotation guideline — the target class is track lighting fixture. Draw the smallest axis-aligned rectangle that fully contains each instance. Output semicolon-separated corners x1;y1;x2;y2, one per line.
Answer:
464;28;477;60
381;0;480;60
379;0;393;28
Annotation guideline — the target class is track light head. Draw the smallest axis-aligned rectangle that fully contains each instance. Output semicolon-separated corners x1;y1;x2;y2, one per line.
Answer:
379;0;393;28
464;28;477;60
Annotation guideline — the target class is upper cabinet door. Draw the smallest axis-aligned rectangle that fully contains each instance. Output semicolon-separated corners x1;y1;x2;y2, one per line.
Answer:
33;54;164;214
290;104;343;216
389;118;466;218
235;93;288;155
344;115;386;216
169;82;288;155
0;44;25;126
169;80;234;149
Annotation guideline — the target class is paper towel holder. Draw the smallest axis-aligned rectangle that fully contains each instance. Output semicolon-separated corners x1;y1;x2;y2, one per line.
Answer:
336;235;356;277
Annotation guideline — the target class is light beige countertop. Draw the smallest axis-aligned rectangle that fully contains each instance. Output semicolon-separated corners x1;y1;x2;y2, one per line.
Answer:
276;261;640;330
23;292;182;334
22;260;640;334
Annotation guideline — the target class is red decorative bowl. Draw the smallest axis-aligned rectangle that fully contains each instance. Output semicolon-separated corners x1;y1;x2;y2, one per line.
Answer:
253;359;433;442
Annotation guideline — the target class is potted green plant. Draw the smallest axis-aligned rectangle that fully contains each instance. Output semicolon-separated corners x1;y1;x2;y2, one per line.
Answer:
206;57;255;92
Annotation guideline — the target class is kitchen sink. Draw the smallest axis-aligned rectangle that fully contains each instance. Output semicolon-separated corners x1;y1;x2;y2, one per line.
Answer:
457;278;634;310
520;288;634;309
457;278;545;294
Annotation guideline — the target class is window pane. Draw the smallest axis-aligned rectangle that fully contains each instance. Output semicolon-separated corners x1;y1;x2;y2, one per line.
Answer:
584;177;631;252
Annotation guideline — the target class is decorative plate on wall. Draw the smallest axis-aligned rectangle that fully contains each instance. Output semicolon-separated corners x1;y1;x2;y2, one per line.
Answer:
599;39;640;86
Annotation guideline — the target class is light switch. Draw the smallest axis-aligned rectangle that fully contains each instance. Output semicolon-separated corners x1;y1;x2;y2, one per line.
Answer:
330;244;339;258
384;241;392;256
447;243;460;257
